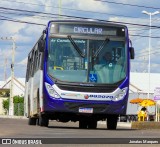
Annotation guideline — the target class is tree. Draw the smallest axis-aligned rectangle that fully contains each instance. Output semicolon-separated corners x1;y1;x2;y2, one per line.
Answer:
13;95;24;116
2;95;24;116
2;99;9;115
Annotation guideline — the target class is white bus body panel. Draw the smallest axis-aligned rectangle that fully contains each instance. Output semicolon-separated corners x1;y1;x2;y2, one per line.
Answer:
25;70;43;117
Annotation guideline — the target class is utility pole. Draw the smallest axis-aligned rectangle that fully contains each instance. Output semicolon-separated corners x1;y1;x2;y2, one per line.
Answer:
59;0;62;19
142;10;160;122
0;37;15;116
4;57;7;81
10;38;15;116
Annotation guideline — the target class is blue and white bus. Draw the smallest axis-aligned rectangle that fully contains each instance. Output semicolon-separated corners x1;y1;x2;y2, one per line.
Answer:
24;20;134;130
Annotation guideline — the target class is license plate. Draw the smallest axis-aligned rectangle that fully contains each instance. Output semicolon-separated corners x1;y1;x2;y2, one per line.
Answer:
79;107;93;113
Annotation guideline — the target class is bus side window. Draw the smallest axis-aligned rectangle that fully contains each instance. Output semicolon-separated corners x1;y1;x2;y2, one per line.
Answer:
29;51;33;77
37;52;40;69
26;56;30;82
33;50;38;73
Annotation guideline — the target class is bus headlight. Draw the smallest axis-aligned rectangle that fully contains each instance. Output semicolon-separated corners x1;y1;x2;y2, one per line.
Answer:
112;87;128;101
45;82;60;99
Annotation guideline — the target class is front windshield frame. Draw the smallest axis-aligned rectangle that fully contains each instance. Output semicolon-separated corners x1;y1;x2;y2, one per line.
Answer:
47;34;127;85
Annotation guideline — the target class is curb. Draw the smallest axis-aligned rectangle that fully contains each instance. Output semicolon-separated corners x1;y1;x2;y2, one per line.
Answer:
98;121;131;128
131;121;160;129
0;115;26;119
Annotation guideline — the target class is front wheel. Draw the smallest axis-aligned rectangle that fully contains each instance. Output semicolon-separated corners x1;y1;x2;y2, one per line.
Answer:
38;113;49;127
107;115;118;130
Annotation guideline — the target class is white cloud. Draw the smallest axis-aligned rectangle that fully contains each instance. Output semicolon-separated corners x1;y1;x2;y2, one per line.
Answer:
0;21;26;35
0;0;44;12
22;21;45;36
73;0;109;13
13;34;33;44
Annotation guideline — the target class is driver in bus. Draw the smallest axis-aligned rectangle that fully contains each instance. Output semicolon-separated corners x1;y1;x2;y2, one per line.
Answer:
93;51;115;83
102;51;114;68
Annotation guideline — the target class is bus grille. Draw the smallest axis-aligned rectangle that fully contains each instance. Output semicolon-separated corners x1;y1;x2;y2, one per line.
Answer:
64;102;109;113
57;84;119;93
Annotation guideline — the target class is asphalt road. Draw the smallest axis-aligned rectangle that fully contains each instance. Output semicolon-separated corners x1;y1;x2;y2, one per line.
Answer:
0;118;160;146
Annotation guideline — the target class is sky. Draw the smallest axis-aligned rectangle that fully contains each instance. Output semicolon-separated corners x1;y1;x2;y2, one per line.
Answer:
0;0;160;81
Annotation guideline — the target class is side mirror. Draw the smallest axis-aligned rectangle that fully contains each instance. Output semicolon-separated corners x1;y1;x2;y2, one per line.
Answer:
38;39;45;52
130;47;135;59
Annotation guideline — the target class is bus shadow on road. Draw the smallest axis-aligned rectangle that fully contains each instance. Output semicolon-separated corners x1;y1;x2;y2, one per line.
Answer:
47;125;135;131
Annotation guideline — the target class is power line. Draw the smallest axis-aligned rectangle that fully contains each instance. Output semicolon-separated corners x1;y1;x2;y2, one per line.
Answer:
136;50;160;58
94;0;160;10
130;34;160;39
0;17;46;26
1;2;160;37
136;47;160;56
0;0;142;19
1;6;160;39
1;16;160;39
0;6;160;29
134;44;160;57
1;4;159;37
0;10;64;20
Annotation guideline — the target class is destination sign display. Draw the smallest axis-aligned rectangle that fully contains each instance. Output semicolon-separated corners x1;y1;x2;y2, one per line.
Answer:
49;23;125;36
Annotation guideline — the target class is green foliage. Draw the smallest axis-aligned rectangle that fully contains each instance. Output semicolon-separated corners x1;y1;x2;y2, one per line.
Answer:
2;99;9;114
13;95;24;103
14;103;24;116
2;95;24;116
13;95;24;116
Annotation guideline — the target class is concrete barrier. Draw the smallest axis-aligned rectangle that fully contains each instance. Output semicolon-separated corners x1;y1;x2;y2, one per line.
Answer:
131;121;160;129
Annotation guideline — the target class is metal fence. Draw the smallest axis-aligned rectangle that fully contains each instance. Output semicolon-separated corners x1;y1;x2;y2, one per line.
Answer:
14;103;24;116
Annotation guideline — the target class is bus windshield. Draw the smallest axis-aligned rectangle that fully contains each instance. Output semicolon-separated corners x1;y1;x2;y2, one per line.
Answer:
47;37;126;84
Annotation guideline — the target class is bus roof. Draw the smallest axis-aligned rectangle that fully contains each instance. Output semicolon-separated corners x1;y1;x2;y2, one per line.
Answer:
47;19;127;29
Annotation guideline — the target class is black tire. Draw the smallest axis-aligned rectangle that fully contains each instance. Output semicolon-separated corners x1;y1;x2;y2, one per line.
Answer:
88;120;97;129
28;117;37;125
28;96;30;118
107;115;118;130
79;120;88;129
38;113;49;127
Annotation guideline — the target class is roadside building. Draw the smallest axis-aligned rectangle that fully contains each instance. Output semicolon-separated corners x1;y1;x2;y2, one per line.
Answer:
0;77;25;115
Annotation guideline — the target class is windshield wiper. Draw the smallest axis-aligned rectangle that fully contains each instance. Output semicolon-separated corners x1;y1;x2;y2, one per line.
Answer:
68;35;85;58
93;38;110;58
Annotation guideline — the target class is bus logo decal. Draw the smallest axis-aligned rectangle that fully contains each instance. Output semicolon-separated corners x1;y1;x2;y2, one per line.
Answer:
83;94;113;99
84;95;89;99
